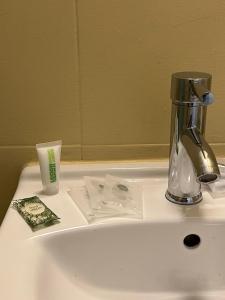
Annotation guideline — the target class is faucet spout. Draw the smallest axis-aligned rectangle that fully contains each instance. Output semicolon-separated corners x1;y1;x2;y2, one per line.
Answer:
181;128;220;183
166;72;220;205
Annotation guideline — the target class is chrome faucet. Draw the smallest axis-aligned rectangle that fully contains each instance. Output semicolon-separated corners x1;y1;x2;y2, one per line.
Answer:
165;72;220;205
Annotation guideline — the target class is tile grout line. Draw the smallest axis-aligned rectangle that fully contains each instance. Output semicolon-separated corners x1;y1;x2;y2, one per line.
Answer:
1;143;225;149
0;145;82;149
83;143;170;147
73;0;84;161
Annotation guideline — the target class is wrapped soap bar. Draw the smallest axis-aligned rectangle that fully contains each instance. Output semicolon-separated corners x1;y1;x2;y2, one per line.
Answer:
12;196;60;231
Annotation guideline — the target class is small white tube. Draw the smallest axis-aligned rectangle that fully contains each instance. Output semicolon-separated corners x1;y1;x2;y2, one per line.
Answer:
36;140;62;195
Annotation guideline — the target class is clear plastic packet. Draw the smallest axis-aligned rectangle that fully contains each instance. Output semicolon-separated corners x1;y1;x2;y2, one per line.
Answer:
103;175;143;217
69;175;143;223
207;164;225;198
68;186;95;222
85;175;142;219
208;174;225;198
84;176;131;215
68;185;121;222
84;176;112;213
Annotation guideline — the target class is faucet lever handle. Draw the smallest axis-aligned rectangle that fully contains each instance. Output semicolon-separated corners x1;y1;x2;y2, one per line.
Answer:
171;71;214;105
192;81;214;105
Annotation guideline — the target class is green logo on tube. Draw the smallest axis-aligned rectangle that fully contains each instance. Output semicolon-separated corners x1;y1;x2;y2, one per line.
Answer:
48;149;56;183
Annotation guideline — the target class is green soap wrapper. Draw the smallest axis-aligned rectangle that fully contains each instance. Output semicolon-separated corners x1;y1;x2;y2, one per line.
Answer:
12;196;60;231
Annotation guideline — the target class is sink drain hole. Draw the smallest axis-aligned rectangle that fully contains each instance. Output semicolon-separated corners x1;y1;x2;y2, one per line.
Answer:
183;234;201;248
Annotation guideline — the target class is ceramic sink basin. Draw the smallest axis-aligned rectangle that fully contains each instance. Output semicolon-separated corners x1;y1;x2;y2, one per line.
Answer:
36;220;225;300
1;161;225;300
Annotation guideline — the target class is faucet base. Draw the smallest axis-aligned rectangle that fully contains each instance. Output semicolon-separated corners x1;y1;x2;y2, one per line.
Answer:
165;191;202;205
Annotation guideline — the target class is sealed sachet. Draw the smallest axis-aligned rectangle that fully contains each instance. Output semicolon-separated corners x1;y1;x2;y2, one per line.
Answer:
69;175;143;222
208;176;225;198
103;175;142;217
84;176;110;212
12;196;60;231
207;164;225;198
68;186;95;222
84;176;126;215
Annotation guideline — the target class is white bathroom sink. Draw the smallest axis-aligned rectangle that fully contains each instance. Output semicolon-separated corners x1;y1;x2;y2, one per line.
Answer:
34;220;225;300
1;161;225;299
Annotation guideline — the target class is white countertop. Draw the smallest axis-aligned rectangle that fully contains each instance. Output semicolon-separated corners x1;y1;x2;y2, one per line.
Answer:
2;160;225;242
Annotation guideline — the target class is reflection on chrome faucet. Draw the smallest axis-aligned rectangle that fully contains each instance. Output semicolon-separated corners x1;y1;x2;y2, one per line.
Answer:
166;72;220;205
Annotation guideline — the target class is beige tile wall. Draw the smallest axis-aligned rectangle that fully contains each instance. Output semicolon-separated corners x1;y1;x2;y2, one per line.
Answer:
1;0;225;222
0;0;81;222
